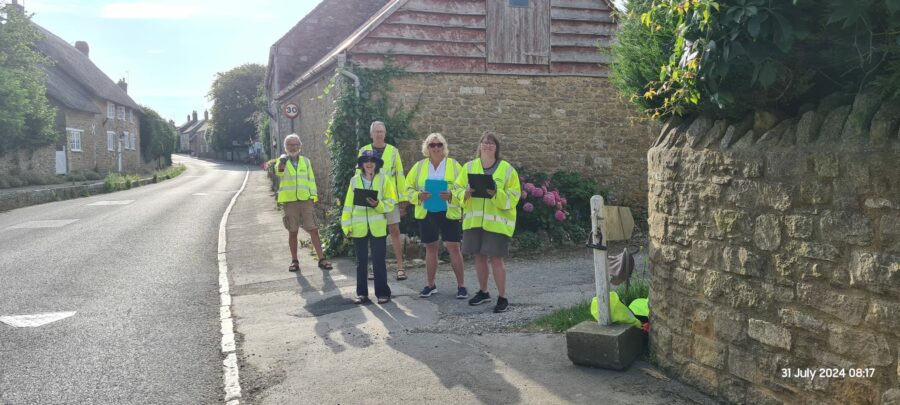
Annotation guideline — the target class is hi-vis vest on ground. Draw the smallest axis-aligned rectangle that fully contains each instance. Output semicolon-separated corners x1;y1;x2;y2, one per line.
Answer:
405;157;463;220
341;173;397;238
276;156;317;203
453;159;521;237
358;144;406;202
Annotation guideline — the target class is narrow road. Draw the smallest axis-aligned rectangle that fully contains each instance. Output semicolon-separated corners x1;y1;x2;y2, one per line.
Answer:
0;155;245;404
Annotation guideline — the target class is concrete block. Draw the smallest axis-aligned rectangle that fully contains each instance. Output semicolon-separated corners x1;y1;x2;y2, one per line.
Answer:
566;321;643;370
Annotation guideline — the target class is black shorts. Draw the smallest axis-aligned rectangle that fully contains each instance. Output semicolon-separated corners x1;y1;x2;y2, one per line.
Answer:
418;211;462;244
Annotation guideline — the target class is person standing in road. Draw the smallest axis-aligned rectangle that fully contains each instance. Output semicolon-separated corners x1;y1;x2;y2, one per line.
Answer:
359;121;408;281
454;132;521;313
405;133;468;299
275;134;333;273
343;150;396;304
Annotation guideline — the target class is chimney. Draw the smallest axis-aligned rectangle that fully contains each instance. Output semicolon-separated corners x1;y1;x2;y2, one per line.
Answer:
10;0;24;14
187;114;191;123
192;110;198;121
75;41;90;58
204;110;209;121
117;78;127;94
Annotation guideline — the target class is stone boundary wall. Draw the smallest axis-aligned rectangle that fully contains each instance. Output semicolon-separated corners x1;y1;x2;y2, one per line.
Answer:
647;94;899;404
0;146;56;177
0;176;159;212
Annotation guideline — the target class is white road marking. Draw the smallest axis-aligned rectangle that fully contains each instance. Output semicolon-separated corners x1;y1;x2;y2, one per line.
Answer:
0;311;76;327
87;200;134;206
7;219;78;229
192;193;209;196
217;168;248;404
331;275;348;281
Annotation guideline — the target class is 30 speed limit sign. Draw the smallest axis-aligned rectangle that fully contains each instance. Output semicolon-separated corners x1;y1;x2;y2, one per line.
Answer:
283;103;300;119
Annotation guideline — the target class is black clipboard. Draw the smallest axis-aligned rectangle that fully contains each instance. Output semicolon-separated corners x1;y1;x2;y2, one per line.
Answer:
468;174;496;198
353;188;378;207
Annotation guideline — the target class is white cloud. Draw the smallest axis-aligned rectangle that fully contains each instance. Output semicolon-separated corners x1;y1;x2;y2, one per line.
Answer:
101;2;201;19
100;0;281;20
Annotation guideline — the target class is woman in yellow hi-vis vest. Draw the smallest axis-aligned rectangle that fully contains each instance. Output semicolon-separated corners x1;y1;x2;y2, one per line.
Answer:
454;132;521;313
358;121;407;281
342;150;397;304
275;134;332;273
405;133;468;300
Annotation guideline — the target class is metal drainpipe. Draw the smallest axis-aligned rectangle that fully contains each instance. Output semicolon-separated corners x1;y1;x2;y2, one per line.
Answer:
336;53;361;149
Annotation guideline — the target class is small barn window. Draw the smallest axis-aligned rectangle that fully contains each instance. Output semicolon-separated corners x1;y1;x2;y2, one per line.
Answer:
509;0;529;6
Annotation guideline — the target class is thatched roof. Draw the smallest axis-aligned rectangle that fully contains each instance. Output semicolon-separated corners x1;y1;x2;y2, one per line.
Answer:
31;21;141;113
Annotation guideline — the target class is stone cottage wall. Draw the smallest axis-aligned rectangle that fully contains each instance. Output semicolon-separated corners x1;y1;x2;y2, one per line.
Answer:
647;95;900;404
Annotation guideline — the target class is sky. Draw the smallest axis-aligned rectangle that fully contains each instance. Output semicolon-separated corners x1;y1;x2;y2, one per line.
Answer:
19;0;324;124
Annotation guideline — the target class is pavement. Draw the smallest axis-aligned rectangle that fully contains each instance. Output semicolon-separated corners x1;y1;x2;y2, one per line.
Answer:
226;168;714;404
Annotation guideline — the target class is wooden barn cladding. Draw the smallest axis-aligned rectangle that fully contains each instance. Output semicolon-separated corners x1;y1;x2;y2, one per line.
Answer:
347;0;616;76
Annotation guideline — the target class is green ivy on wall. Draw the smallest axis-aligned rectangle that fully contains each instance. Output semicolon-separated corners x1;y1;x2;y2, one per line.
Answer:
320;62;421;257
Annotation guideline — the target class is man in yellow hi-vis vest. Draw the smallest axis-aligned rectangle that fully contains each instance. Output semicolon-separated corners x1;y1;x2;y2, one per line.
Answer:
275;134;332;273
358;121;408;280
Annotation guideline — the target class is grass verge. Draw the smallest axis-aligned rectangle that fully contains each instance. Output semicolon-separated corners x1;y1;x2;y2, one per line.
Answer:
152;163;186;182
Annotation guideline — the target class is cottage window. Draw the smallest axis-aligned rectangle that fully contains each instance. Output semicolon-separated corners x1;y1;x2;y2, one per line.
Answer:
131;133;137;150
509;0;529;6
67;128;83;152
107;131;115;151
123;131;131;149
107;102;116;119
117;106;125;121
128;109;134;124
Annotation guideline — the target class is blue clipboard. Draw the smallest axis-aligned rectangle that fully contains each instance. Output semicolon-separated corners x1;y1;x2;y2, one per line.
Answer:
424;179;448;212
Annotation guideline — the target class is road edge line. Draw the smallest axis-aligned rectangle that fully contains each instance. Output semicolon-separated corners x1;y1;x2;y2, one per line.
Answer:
218;167;250;404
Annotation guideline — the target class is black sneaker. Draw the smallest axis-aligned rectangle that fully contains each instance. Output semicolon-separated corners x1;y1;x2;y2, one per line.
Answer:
493;296;509;313
419;285;438;297
468;290;491;306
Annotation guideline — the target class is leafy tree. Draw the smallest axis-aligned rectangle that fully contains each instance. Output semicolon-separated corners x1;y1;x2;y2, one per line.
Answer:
612;0;900;119
251;82;271;161
139;105;177;168
208;64;265;153
0;3;57;154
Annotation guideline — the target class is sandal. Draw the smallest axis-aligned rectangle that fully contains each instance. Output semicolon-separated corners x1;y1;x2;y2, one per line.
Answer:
353;296;371;305
396;269;407;280
288;260;300;273
317;259;333;270
377;296;391;304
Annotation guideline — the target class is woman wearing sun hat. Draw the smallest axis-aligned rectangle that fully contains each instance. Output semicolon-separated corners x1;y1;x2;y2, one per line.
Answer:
342;150;397;304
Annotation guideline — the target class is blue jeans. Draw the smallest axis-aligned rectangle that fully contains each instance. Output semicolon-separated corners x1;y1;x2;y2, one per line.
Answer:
354;235;391;298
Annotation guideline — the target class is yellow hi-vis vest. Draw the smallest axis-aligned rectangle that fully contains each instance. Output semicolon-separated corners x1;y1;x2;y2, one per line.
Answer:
276;156;318;203
358;144;406;202
405;157;463;220
453;159;520;237
341;173;396;238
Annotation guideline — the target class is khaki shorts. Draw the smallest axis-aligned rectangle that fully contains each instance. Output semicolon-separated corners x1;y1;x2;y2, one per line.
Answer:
282;200;317;232
461;228;510;257
385;205;401;225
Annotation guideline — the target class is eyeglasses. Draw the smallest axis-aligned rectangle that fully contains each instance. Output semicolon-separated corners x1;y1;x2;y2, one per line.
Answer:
428;143;444;148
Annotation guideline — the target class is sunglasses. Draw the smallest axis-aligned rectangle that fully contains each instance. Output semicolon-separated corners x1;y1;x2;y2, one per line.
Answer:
428;143;444;148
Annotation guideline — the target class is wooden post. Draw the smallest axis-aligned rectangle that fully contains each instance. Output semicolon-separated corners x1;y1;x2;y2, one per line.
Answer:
590;195;610;326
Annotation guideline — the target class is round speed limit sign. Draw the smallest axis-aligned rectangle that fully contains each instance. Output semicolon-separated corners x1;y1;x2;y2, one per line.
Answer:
283;103;300;119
